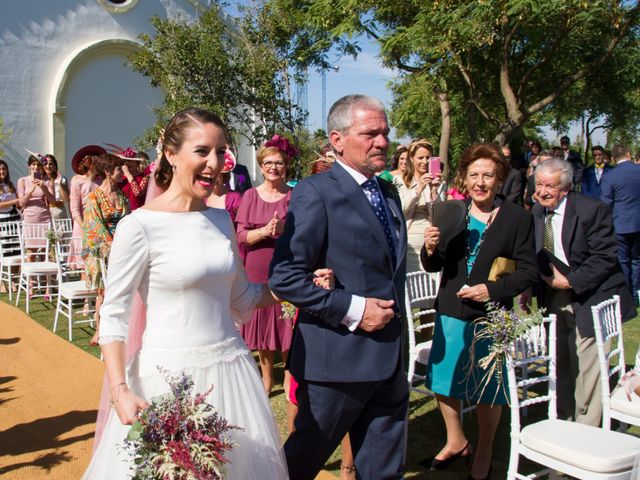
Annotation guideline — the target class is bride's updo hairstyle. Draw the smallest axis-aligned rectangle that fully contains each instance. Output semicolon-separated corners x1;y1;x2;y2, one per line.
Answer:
155;108;227;190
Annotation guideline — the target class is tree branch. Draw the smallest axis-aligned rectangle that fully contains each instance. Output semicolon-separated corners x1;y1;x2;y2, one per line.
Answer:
499;15;524;129
517;20;571;98
526;3;640;116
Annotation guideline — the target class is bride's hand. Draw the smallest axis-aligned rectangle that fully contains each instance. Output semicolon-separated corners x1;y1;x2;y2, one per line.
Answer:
113;386;149;425
313;268;335;290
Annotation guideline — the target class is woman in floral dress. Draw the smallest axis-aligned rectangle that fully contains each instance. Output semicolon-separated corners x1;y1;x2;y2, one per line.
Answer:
83;153;130;345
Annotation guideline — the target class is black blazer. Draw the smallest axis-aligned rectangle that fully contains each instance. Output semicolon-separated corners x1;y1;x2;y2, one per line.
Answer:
499;167;524;205
269;162;408;382
531;192;635;337
421;196;539;320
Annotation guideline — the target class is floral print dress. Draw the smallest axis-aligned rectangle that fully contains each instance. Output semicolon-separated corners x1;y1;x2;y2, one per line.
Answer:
82;188;130;289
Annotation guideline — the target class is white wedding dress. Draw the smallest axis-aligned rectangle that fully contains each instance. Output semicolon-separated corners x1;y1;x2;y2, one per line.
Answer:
82;208;288;479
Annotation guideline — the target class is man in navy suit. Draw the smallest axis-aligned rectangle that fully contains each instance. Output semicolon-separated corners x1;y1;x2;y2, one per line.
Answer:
269;95;408;479
601;145;640;305
581;145;613;199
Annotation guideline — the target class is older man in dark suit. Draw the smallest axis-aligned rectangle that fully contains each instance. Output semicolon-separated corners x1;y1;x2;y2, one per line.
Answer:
270;94;408;479
530;158;635;426
601;145;640;305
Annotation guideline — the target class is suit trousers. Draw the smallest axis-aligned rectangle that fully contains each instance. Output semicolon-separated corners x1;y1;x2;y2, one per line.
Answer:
616;231;640;305
544;289;603;427
284;365;408;480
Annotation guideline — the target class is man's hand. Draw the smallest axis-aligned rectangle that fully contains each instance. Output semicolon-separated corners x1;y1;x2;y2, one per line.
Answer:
542;263;571;290
359;298;395;332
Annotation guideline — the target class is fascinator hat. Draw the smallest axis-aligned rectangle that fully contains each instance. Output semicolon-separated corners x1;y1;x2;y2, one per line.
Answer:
71;145;107;174
24;148;48;165
263;134;299;161
104;144;144;161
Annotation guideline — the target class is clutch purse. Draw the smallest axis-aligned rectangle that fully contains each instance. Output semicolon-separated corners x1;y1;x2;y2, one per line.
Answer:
488;257;515;281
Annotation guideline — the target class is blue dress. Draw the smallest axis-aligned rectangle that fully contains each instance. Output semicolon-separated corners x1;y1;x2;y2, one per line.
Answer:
425;215;508;405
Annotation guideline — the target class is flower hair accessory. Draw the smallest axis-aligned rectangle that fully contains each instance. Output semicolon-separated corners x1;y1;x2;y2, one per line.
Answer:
264;134;299;160
222;149;237;174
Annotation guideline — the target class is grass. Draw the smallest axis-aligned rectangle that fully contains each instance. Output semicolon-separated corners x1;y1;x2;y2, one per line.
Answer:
2;290;639;478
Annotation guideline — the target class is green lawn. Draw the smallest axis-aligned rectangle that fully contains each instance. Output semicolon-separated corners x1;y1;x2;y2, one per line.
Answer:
3;291;638;479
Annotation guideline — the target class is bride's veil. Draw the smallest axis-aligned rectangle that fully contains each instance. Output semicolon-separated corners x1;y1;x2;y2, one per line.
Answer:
92;159;164;452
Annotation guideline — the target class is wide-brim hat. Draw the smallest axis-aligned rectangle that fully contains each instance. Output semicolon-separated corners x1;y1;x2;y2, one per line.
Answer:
71;145;106;174
103;144;144;162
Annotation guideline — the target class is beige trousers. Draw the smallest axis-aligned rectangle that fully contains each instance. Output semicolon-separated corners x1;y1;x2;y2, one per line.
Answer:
544;289;603;426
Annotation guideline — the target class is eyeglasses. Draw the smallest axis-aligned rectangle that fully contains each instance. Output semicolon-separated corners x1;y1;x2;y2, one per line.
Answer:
262;161;285;168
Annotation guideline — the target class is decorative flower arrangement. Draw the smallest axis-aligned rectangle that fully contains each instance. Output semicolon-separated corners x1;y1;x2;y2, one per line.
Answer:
123;369;241;480
264;134;299;160
279;301;297;329
120;147;139;159
468;303;545;405
45;228;63;262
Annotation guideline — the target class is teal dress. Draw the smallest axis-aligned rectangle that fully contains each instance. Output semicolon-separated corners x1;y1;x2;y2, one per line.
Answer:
425;215;508;404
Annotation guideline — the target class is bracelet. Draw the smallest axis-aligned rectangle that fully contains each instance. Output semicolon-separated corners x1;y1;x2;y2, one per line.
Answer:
108;382;127;408
340;464;356;473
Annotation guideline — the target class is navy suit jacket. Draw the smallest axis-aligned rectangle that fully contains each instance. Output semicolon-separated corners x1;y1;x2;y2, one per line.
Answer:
600;161;640;234
532;193;635;337
581;164;613;199
269;162;407;383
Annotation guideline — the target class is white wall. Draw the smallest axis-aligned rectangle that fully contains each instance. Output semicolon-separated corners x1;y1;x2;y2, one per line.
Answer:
0;0;207;177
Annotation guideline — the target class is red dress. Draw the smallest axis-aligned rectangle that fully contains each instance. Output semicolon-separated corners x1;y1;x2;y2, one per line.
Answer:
236;188;292;351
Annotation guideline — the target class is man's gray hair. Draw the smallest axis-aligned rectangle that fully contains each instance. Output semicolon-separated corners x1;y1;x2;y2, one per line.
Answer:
535;158;574;190
327;94;386;134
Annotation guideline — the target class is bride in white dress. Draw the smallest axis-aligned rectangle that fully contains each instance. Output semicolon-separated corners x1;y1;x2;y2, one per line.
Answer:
83;109;298;479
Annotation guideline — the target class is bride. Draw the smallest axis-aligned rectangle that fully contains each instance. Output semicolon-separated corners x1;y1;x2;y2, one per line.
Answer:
83;109;326;479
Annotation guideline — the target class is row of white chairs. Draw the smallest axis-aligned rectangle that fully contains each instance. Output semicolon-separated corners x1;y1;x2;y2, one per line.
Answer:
0;218;98;340
404;271;640;478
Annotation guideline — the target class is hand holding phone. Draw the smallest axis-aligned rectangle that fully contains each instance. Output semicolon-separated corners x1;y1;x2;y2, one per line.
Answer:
428;157;441;176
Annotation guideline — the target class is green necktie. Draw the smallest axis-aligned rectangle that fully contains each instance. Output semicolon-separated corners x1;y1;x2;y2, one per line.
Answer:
544;210;555;254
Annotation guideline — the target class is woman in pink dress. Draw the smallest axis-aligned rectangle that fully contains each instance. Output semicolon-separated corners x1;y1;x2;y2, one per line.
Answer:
236;135;295;394
17;155;55;254
69;145;105;266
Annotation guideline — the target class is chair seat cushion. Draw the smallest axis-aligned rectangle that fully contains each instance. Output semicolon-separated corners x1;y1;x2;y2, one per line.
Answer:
414;340;433;365
60;281;96;297
1;256;22;266
21;262;57;273
611;385;640;418
520;418;640;473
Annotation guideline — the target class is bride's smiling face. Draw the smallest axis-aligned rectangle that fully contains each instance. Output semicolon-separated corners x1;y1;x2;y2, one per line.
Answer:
166;122;227;199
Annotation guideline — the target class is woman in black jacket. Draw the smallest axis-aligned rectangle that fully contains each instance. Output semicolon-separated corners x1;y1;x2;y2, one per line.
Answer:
421;143;538;480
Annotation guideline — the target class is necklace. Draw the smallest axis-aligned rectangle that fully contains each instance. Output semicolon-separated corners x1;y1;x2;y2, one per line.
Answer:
465;202;496;274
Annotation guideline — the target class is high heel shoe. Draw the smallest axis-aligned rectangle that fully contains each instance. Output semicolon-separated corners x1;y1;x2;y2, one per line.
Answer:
419;442;473;470
467;464;492;480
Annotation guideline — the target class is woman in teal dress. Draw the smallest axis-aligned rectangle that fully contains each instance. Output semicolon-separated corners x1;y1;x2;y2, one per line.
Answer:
421;143;538;480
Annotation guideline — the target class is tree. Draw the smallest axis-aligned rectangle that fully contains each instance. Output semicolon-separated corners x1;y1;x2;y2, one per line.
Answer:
269;0;640;166
128;2;308;149
0;117;11;159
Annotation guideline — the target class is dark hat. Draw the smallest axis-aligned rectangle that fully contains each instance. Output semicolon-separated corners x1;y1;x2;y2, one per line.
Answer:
71;145;106;174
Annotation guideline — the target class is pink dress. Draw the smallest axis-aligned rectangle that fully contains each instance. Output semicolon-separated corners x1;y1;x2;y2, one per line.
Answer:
18;176;52;248
236;188;292;351
69;175;100;265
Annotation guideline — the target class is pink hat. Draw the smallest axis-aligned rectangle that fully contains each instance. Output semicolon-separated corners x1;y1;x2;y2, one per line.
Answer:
222;149;236;174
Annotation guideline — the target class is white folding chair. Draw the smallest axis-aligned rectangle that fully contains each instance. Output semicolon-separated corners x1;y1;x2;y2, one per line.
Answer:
506;314;640;480
52;236;97;341
0;220;22;301
593;295;640;431
15;222;58;314
53;218;73;237
405;270;439;394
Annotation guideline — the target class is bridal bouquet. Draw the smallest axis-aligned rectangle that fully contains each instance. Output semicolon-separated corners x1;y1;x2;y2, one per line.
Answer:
123;368;241;480
468;303;545;404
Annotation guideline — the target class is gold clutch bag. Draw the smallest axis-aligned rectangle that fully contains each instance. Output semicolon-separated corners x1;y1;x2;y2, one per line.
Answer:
488;257;516;281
